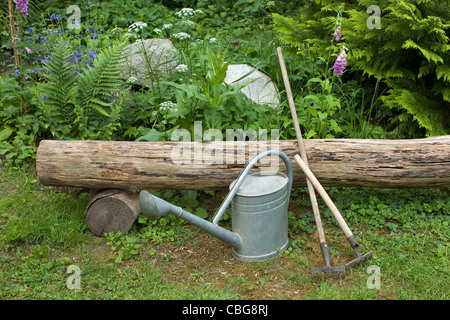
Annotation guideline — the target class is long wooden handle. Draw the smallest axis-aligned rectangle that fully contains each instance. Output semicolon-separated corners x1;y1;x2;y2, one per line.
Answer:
294;154;353;239
277;47;326;243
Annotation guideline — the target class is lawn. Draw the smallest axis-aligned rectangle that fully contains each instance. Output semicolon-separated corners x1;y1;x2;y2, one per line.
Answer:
0;165;448;300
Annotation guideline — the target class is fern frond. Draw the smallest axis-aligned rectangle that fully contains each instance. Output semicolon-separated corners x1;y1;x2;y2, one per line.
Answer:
33;42;77;139
74;41;127;139
77;42;126;118
382;89;449;136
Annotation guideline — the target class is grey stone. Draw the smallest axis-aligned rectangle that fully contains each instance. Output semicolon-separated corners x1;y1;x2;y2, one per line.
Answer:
121;38;178;87
224;64;280;108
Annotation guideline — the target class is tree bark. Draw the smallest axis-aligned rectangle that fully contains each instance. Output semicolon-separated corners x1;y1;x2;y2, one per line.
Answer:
36;136;450;190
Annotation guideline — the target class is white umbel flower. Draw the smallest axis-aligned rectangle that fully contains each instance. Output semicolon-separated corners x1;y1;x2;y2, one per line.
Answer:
172;32;191;40
175;8;195;18
128;22;147;33
175;64;189;73
159;101;178;113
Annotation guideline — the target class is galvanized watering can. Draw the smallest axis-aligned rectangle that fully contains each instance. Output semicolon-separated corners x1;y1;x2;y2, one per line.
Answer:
139;150;293;262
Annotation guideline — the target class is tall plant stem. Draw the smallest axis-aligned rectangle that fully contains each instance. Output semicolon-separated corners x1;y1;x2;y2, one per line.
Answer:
8;0;20;68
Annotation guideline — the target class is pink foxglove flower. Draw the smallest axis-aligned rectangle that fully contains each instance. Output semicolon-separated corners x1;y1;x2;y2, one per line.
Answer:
25;47;31;53
333;25;342;42
333;49;348;76
14;0;29;16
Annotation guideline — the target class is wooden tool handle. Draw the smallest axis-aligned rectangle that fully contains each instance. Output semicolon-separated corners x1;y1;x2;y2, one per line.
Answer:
294;154;354;239
277;47;326;243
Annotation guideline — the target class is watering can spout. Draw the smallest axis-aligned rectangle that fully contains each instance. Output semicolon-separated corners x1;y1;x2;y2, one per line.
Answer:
139;190;243;249
139;190;175;220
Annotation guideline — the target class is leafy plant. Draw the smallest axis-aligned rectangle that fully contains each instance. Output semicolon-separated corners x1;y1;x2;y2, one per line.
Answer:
272;0;450;137
106;231;142;264
33;41;130;140
0;75;43;166
297;77;343;138
164;42;257;131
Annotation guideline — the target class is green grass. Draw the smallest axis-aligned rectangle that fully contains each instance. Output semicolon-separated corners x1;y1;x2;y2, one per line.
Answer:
0;165;448;300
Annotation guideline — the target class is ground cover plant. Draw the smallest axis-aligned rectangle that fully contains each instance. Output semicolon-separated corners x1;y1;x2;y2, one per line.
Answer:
0;166;448;300
0;0;448;301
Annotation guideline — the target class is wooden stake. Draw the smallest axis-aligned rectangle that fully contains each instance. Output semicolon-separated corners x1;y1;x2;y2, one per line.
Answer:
8;0;20;68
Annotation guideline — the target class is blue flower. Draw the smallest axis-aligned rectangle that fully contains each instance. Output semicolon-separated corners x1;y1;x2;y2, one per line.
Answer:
40;36;47;43
56;30;61;34
88;28;95;32
45;56;51;61
77;35;83;38
78;46;85;49
41;95;49;100
91;33;98;39
47;30;52;35
68;31;73;34
28;27;34;34
50;14;56;20
56;14;62;20
15;69;20;76
89;51;98;59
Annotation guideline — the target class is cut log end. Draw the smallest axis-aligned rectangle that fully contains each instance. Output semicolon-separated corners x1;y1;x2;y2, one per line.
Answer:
86;190;141;237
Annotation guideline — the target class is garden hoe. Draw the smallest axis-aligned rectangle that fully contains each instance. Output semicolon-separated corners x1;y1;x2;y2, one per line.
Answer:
277;47;346;280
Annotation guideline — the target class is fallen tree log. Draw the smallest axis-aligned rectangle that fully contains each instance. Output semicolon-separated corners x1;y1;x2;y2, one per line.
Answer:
36;136;450;189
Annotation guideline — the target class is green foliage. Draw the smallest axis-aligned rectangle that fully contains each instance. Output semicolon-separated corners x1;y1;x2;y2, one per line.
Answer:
105;231;143;264
272;0;450;136
0;76;43;167
272;4;391;139
297;77;343;138
32;44;77;138
347;0;450;136
33;41;129;140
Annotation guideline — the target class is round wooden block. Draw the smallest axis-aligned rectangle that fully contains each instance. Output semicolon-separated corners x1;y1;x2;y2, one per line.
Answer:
86;190;140;237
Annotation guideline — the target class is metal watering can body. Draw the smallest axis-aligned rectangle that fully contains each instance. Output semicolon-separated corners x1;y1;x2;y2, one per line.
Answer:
139;150;293;262
230;172;290;261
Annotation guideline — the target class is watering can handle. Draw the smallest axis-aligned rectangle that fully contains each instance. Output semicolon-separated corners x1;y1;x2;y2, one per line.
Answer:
211;149;293;225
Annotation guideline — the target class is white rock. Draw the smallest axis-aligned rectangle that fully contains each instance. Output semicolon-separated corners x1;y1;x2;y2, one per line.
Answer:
121;38;178;87
224;64;280;108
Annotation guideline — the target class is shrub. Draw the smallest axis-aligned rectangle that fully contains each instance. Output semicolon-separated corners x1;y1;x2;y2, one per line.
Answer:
272;0;450;137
